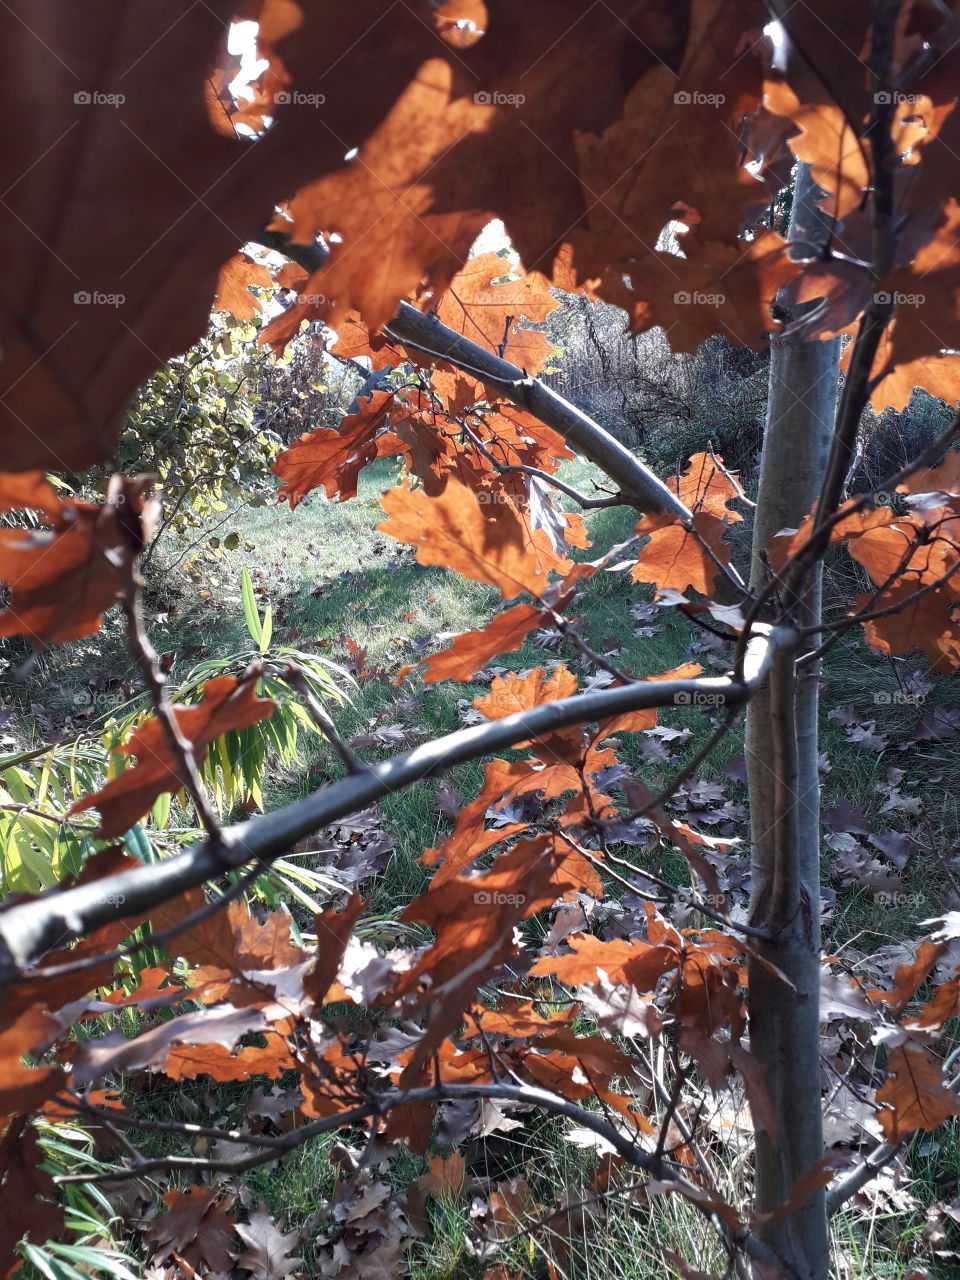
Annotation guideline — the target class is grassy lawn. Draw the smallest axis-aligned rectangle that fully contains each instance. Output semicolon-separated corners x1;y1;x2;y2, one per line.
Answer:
3;456;959;1277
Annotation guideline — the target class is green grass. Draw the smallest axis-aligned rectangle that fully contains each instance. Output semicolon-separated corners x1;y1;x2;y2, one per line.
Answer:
5;456;960;1278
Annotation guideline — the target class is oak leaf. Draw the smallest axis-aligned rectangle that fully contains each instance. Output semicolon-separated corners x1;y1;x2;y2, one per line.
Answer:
71;1005;272;1086
147;1187;237;1276
0;475;157;646
234;1205;304;1280
857;585;960;673
530;934;679;991
669;453;745;524
0;0;442;470
632;511;731;596
866;940;945;1016
421;603;545;682
162;1038;297;1083
876;1041;960;1141
379;478;572;599
274;388;427;506
0;1008;66;1116
213;252;273;322
432;253;559;374
473;665;582;761
396;841;575;1083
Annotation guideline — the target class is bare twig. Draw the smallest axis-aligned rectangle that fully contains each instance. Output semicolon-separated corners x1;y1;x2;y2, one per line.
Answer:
0;631;793;989
278;665;366;776
53;1078;788;1274
119;559;222;844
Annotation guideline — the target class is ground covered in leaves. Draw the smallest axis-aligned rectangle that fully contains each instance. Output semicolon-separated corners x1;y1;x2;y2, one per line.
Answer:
3;459;960;1279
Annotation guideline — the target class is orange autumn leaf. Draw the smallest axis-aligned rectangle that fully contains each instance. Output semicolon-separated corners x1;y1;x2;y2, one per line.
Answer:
910;977;960;1029
432;252;560;376
857;584;960;672
422;757;583;884
162;1038;297;1083
669;452;745;524
71;674;276;838
473;665;584;765
421;603;546;682
378;477;572;599
0;1008;66;1116
847;515;960;588
631;510;732;596
0;474;157;646
396;841;575;1084
767;500;895;573
305;895;366;1006
865;940;945;1016
876;1041;960;1141
530;933;679;992
212;251;273;322
0;472;61;520
898;449;960;500
0;0;451;473
275;388;426;506
472;664;576;716
149;889;243;972
419;1151;468;1198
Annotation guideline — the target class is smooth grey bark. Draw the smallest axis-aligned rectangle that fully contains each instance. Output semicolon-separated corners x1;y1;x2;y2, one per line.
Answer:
0;632;786;994
746;164;841;1278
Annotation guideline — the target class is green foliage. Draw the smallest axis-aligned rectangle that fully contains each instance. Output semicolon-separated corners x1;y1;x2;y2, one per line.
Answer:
0;578;353;896
19;1119;140;1280
115;313;284;573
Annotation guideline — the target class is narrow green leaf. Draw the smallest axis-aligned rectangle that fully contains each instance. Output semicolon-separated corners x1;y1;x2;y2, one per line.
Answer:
240;567;263;647
259;603;273;654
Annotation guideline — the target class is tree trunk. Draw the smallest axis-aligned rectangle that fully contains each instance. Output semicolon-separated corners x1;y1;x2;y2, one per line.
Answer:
746;164;840;1279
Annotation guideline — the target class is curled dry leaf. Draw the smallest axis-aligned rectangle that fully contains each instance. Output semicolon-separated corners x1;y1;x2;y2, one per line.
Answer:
0;474;158;646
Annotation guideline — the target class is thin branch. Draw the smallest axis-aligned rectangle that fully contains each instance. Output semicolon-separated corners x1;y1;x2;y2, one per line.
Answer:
278;665;366;776
457;419;623;509
552;827;774;944
499;464;623;509
799;555;960;664
53;1078;787;1274
119;559;222;844
826;1052;960;1216
251;229;690;521
0;629;792;988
